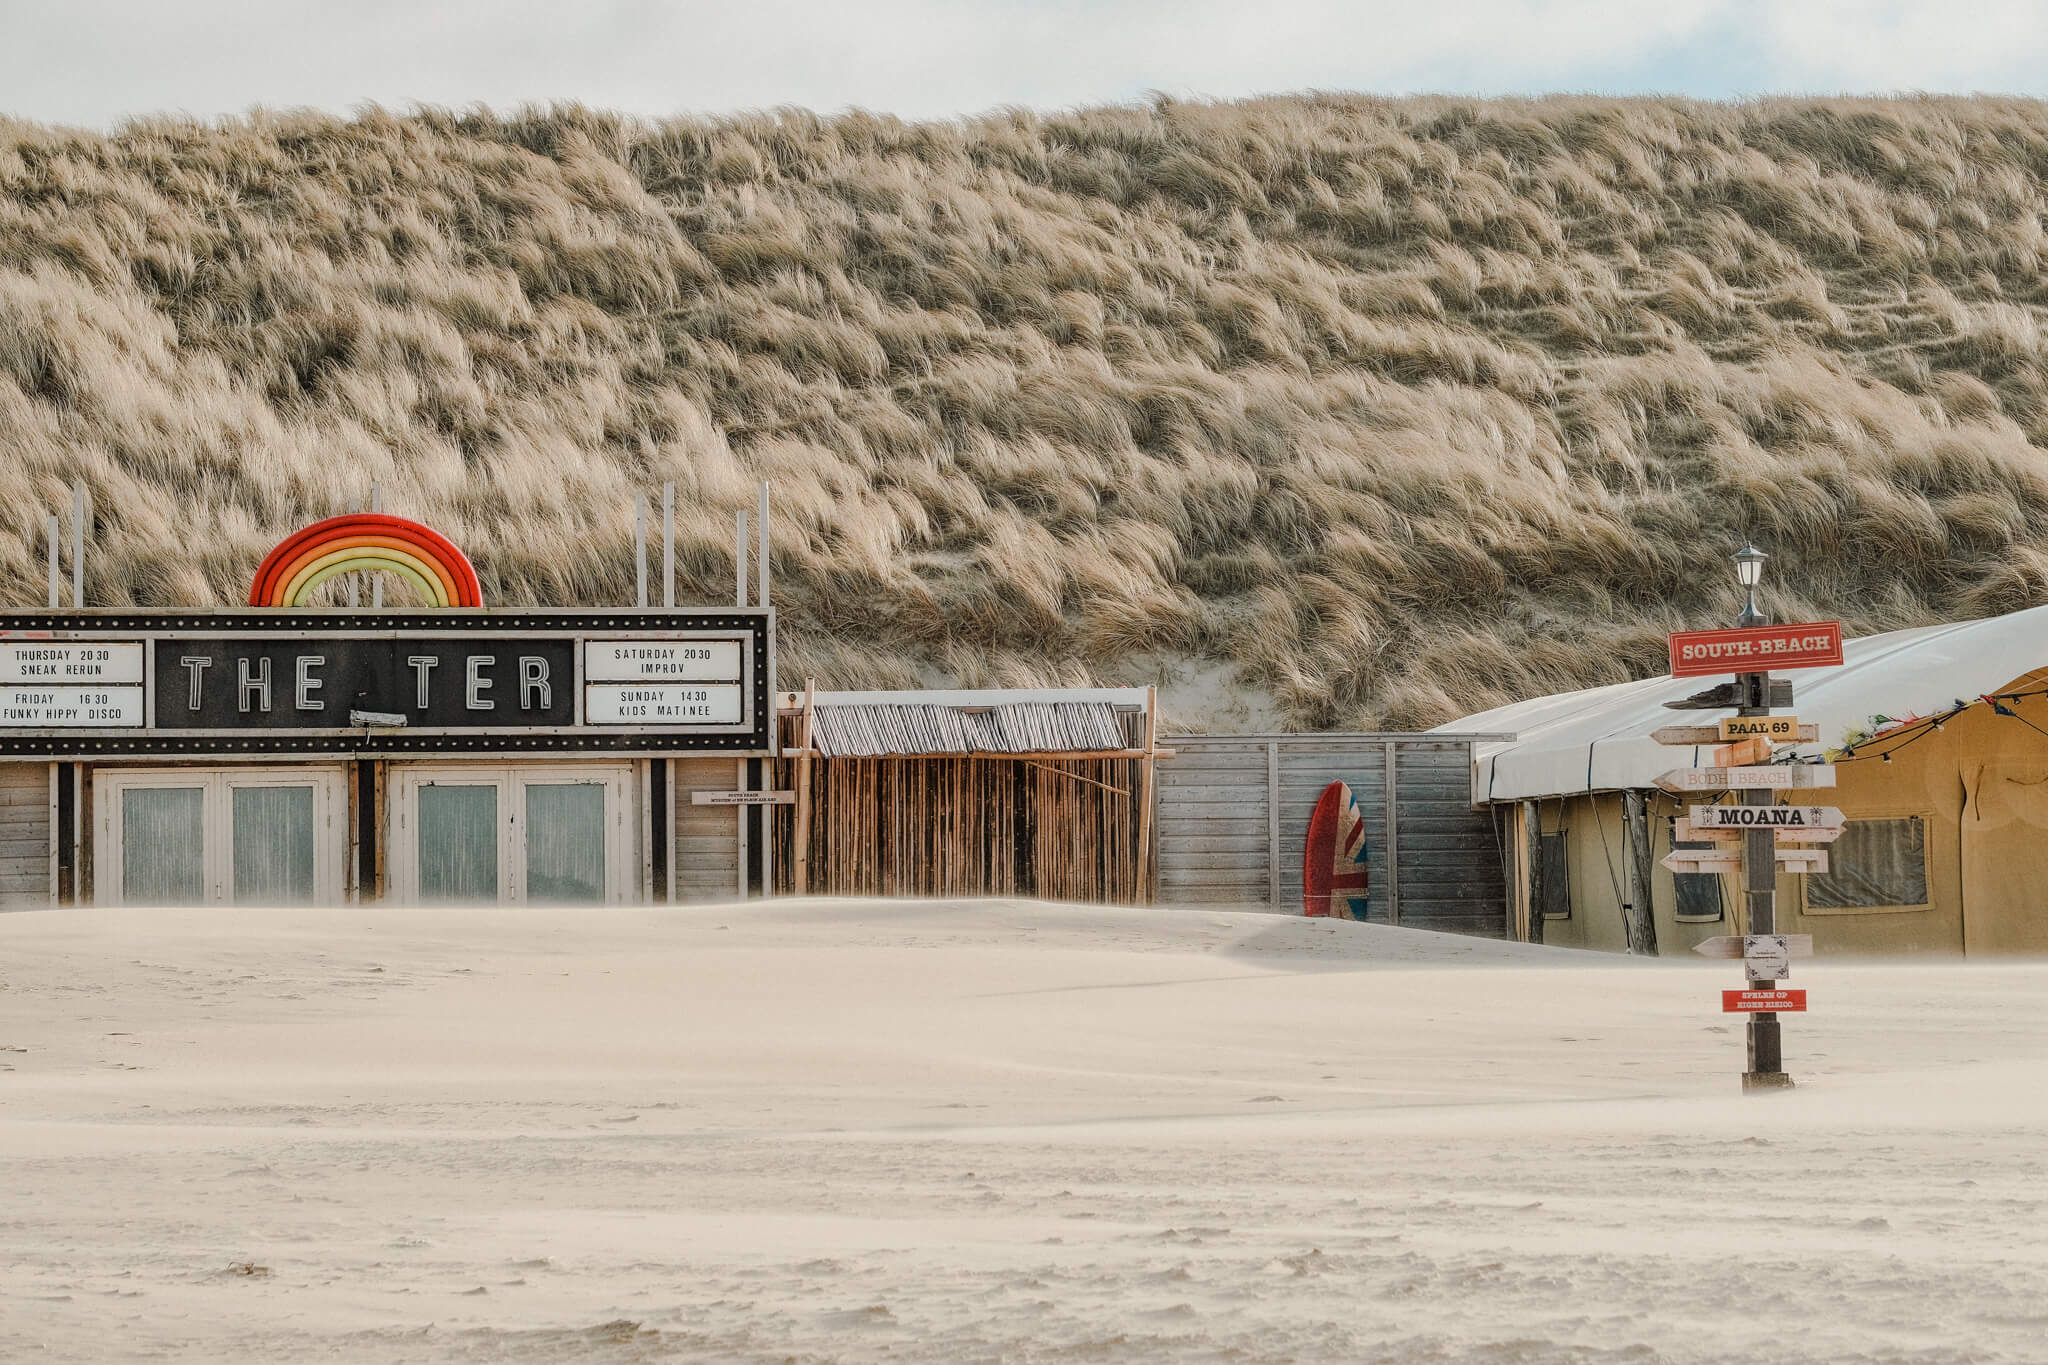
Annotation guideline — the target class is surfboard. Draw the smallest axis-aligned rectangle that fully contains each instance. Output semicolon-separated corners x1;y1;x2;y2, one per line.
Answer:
1302;780;1370;919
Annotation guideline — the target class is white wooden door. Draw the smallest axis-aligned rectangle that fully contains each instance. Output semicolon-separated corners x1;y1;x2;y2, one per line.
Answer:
95;767;346;906
390;764;634;904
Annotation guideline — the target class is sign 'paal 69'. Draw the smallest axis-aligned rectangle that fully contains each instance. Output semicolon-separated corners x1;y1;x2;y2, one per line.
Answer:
1667;621;1844;678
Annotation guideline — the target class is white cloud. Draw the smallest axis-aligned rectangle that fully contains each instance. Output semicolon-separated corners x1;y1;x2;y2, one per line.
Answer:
0;0;2044;129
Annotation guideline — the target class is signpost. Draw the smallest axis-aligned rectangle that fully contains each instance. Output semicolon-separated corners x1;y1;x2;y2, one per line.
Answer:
1657;545;1843;1093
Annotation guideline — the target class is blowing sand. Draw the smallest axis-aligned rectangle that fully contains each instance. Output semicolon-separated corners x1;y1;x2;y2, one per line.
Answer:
2;899;2044;1362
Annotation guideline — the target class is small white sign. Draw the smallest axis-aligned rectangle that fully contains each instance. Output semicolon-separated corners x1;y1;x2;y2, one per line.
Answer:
0;685;144;727
583;640;743;682
0;642;143;684
691;790;796;806
1744;934;1793;981
584;683;744;725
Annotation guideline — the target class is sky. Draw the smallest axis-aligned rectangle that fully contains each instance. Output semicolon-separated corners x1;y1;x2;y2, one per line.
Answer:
4;0;2048;128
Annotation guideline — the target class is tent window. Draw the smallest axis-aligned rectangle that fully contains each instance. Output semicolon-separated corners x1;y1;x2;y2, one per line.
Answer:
1806;817;1930;910
1539;832;1570;920
1671;841;1725;923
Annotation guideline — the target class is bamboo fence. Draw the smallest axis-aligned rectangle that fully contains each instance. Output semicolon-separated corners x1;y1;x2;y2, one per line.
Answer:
772;702;1155;903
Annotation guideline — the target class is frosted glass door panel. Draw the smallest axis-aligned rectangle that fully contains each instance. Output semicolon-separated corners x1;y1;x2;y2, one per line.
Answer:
525;782;606;903
231;785;315;905
417;785;499;902
122;787;205;904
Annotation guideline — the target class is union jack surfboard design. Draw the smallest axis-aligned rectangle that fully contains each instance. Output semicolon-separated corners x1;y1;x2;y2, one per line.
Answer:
1302;780;1370;920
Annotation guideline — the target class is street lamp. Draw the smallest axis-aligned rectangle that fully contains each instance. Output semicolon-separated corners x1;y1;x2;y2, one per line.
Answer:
1734;544;1767;626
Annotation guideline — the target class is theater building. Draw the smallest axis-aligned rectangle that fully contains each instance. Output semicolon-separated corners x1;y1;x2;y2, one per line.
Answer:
2;512;779;908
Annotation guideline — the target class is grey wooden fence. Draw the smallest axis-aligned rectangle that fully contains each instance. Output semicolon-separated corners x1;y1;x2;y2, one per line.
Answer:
1156;732;1513;938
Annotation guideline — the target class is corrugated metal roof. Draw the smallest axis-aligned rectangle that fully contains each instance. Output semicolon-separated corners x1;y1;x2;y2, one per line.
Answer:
810;700;1129;757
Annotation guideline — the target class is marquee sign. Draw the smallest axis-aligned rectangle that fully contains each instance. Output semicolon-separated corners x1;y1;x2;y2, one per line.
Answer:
0;609;772;757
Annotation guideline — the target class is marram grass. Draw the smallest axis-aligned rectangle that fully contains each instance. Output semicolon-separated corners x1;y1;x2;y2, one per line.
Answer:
5;94;2048;727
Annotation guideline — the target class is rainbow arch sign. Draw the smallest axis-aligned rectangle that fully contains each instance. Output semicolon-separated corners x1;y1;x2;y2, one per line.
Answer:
248;514;483;608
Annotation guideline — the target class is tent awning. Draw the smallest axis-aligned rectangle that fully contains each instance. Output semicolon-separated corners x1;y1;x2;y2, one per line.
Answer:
1432;605;2048;803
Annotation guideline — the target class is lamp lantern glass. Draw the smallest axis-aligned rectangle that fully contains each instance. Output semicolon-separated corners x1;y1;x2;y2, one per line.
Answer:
1734;544;1767;588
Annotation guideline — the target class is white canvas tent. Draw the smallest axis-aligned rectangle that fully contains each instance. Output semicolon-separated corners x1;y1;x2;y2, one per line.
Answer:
1439;605;2048;802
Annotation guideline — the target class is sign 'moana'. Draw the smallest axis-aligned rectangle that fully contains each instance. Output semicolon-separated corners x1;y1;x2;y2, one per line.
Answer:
1668;622;1843;678
1689;805;1844;829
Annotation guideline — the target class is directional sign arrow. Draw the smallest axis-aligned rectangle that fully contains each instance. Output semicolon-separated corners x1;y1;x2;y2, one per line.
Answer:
1656;766;1836;793
1674;818;1844;844
1693;934;1815;960
1712;737;1776;767
1662;850;1741;875
1663;848;1827;874
1688;804;1845;830
1664;679;1794;711
1653;722;1819;746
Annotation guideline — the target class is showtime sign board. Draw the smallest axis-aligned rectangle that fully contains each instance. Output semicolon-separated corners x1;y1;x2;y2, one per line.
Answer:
1668;622;1844;678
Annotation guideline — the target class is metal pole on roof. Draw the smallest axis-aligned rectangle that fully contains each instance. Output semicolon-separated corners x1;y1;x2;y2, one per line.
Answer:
45;514;59;609
369;483;383;608
71;482;86;608
735;509;748;608
634;492;648;609
661;481;675;610
756;482;769;615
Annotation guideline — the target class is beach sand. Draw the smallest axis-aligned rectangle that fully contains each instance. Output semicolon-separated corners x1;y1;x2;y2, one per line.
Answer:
2;898;2043;1362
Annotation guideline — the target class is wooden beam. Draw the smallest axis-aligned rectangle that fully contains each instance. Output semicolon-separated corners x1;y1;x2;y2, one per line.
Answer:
1137;685;1157;903
793;679;815;896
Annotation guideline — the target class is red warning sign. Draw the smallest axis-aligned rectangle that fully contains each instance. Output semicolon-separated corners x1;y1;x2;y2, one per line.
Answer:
1723;988;1808;1013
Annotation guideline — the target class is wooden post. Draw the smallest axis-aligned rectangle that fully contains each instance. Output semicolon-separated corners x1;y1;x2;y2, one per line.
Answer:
1622;790;1660;956
1130;687;1155;902
371;760;387;902
1523;799;1545;946
1381;740;1401;926
1266;741;1281;909
793;680;816;894
1738;669;1792;1091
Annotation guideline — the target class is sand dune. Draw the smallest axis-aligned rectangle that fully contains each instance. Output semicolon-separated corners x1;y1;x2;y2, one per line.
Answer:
3;899;2045;1361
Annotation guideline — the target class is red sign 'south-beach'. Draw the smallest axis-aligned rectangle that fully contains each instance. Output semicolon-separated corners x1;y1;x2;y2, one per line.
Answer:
1668;622;1844;678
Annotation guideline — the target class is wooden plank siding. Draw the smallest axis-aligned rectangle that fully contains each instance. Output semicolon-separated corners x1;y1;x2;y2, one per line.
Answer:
0;762;51;907
1157;736;1507;938
671;756;741;903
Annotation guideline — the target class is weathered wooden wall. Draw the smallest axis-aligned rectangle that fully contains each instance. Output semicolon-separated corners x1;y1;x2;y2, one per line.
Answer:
672;756;742;902
1156;735;1507;938
0;762;50;908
